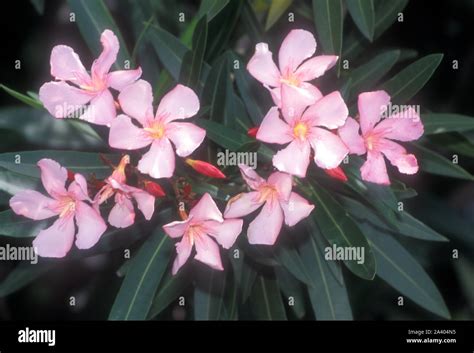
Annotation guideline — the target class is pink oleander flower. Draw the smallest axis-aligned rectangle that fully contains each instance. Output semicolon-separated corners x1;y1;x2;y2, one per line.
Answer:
39;29;142;126
9;159;107;258
163;193;243;275
256;91;349;177
108;79;206;179
224;165;314;245
247;29;338;110
94;155;155;228
338;90;424;185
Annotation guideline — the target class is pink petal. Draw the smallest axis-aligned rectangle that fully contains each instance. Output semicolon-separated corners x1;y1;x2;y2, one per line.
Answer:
338;117;366;155
131;189;155;220
79;89;116;126
294;55;338;81
302;91;348;129
360;151;390;185
267;172;292;202
256;107;292;144
372;107;424;142
109;114;152;150
378;139;419;175
278;29;316;74
50;45;89;83
309;128;349;169
189;193;223;222
224;192;263;218
9;190;57;220
108;195;135;228
156;84;200;123
267;86;282;107
117;79;154;126
37;159;67;197
238;164;265;190
281;83;320;124
163;219;190;239
68;174;90;201
358;90;391;135
166;122;206;157
137;138;176;179
172;235;193;275
280;192;314;227
39;81;93;118
247;201;283;245
75;201;107;248
107;67;142;91
33;216;75;258
91;29;119;78
247;43;281;87
203;219;243;249
272;140;311;178
194;234;223;271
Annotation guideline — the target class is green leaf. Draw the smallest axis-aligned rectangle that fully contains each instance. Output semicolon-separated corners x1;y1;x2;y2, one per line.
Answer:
422;113;474;135
194;267;226;320
0;209;50;238
301;181;376;280
341;196;448;242
274;240;312;286
197;0;230;21
30;0;45;15
362;223;450;319
195;118;253;151
0;150;116;179
274;267;306;319
374;0;408;39
108;230;172;320
382;54;443;104
299;220;353;320
241;1;263;42
265;0;293;30
312;0;343;74
0;262;56;297
67;0;131;69
0;84;42;109
250;274;287;320
346;0;375;41
0;107;104;149
0;167;40;197
180;16;208;88
148;268;191;319
412;143;474;180
148;25;189;81
240;261;257;304
347;50;400;98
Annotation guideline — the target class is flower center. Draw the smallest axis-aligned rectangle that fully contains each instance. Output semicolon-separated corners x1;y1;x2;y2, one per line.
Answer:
257;184;277;203
364;133;379;151
57;196;76;218
144;121;166;139
280;73;301;87
186;223;204;244
293;121;309;140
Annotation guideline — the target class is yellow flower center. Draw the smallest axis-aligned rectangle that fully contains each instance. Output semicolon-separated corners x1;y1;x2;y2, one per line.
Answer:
281;73;301;87
57;196;76;218
144;122;166;139
293;122;308;140
257;184;277;203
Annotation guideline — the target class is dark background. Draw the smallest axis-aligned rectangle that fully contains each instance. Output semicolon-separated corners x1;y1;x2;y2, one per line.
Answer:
0;0;473;320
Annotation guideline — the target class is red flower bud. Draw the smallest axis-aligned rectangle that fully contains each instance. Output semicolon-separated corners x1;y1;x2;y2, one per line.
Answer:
324;167;348;182
185;159;226;179
143;180;166;197
247;126;259;138
67;169;75;181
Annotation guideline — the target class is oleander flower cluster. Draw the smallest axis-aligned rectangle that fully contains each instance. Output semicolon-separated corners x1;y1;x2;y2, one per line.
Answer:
8;28;424;275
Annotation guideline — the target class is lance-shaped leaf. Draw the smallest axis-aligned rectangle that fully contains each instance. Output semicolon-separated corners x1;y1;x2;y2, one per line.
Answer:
274;239;313;286
195;118;254;151
108;230;172;320
422;113;474;135
194;266;227;320
361;223;450;319
265;0;293;30
180;16;208;88
382;54;443;104
301;181;376;280
67;0;131;69
275;266;306;319
250;274;287;320
346;0;375;41
1;84;42;109
0;209;50;238
299;219;353;320
412;143;474;181
0;262;56;297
